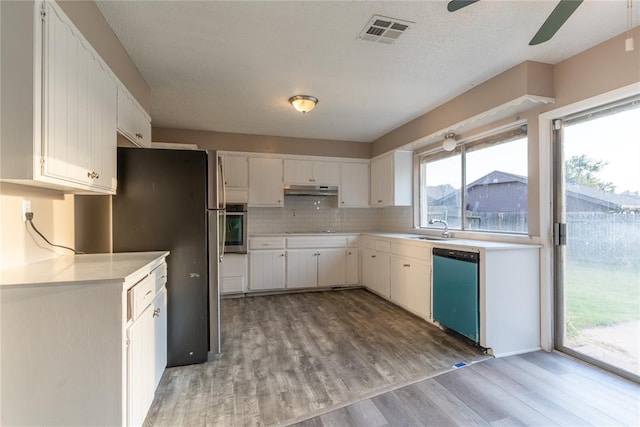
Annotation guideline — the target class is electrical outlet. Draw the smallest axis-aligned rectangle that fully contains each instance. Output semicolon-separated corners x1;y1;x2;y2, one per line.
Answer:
22;200;31;221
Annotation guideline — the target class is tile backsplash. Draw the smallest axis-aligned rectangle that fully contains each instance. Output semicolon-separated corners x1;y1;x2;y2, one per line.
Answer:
248;196;413;234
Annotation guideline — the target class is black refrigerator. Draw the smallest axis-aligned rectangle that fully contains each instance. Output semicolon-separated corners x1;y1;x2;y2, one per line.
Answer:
112;147;224;367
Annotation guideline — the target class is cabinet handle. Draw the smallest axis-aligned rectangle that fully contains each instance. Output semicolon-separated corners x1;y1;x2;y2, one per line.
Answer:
87;171;100;179
136;133;143;139
145;290;152;296
153;308;160;318
403;264;411;268
371;255;376;258
377;199;383;203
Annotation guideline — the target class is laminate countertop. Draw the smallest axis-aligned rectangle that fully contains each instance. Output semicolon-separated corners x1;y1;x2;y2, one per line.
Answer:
0;251;169;288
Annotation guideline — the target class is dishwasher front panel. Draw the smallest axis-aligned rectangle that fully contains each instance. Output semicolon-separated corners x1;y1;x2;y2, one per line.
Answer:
432;250;480;343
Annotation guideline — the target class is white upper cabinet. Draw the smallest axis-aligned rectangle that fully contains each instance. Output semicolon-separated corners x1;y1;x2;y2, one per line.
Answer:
284;159;339;186
117;85;151;148
340;162;369;208
221;154;249;203
248;157;283;207
370;151;412;207
0;1;117;194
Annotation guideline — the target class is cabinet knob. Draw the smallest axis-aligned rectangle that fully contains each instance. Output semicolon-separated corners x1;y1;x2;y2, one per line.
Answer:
279;253;285;257
377;200;383;203
348;251;352;255
153;308;160;318
87;171;100;179
277;200;281;203
341;201;345;204
136;133;143;139
371;255;376;258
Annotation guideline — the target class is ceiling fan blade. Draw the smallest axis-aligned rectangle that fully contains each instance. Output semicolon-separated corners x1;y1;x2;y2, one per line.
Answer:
529;0;583;46
447;0;480;13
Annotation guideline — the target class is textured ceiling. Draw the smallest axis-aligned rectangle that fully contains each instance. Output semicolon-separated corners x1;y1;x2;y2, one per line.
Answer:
95;0;638;143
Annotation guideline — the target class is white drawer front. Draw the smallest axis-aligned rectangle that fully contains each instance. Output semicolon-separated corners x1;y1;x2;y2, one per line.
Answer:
391;243;430;260
249;237;285;250
152;263;167;294
287;236;346;249
129;275;155;321
374;240;391;252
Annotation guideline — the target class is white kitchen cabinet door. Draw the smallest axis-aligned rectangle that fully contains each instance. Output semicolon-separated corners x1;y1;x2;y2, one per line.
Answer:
41;2;118;193
284;159;313;184
127;304;155;427
222;155;249;188
362;249;377;290
89;62;117;192
391;256;430;319
284;159;339;185
249;251;285;290
317;248;346;287
340;162;369;208
286;250;318;289
346;248;359;285
152;288;168;389
248;157;283;207
370;152;412;207
117;85;151;148
373;252;391;298
311;161;339;185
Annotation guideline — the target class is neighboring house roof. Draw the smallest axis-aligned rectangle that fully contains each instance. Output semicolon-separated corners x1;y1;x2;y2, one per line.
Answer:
430;170;640;211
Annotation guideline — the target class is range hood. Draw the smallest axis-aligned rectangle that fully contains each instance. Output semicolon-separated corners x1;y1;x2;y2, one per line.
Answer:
283;184;338;196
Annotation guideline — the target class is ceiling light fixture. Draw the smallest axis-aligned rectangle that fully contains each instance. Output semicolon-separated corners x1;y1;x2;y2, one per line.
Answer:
442;133;457;151
288;95;318;114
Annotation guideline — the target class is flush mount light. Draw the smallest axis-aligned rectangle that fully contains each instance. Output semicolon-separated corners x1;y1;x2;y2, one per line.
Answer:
442;133;457;151
289;95;318;113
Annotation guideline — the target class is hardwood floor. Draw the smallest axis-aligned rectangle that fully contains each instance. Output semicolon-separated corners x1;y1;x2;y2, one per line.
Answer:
146;289;639;426
292;351;640;427
144;289;488;426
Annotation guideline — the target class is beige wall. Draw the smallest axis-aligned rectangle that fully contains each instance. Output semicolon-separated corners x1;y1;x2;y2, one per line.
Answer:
57;0;150;111
0;184;75;270
371;61;554;157
152;128;372;159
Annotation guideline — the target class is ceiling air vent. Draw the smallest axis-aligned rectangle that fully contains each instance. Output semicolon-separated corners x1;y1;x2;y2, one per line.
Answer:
357;15;413;45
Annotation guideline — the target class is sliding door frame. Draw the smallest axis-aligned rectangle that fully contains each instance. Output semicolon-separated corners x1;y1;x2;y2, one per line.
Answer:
539;83;640;382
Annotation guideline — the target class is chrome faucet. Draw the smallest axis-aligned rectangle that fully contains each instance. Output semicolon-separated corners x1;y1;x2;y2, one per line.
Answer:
429;219;449;238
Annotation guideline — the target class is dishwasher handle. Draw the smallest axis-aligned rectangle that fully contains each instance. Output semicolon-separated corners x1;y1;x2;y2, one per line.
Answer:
433;248;479;263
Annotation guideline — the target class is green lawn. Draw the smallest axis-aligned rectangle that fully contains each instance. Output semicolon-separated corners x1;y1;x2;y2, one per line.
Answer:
565;262;640;337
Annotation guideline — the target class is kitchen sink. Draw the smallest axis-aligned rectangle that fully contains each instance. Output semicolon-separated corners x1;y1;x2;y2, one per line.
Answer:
410;236;450;241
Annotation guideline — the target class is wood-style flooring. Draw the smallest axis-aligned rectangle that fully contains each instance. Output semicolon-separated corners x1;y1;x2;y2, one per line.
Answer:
292;351;640;427
144;289;488;426
145;289;640;426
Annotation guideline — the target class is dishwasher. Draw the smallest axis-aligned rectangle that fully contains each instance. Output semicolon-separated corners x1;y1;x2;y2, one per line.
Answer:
432;248;480;344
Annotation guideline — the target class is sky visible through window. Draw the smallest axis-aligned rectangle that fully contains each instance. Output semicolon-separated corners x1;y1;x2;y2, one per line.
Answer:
423;137;528;188
564;107;640;194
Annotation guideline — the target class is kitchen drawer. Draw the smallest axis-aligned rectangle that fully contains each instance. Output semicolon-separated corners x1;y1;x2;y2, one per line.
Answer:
374;240;391;252
249;237;285;250
347;236;359;247
128;275;155;321
287;236;346;249
151;262;167;294
362;238;376;249
391;243;430;261
221;254;247;277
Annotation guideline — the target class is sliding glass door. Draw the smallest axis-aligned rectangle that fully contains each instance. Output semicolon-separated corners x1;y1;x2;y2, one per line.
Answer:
554;96;640;382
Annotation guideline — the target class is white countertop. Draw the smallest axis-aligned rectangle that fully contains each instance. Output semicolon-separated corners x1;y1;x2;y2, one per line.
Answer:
366;233;540;251
0;251;169;288
249;232;540;251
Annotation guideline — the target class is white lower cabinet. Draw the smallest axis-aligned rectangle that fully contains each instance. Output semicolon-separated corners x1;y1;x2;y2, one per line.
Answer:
221;254;248;294
390;256;430;319
0;253;167;426
249;251;286;291
362;247;390;298
286;250;320;288
318;248;347;287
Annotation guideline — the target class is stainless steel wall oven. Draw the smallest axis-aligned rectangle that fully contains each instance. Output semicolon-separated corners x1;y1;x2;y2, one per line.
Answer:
223;204;247;253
